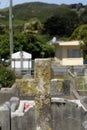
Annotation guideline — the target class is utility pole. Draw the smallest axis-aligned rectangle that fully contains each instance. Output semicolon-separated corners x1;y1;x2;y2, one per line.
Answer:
9;0;13;62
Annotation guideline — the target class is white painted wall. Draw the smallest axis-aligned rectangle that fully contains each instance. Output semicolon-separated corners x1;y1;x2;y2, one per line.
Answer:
11;51;32;69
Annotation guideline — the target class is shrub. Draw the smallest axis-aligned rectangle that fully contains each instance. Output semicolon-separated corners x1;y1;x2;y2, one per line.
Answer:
0;64;16;88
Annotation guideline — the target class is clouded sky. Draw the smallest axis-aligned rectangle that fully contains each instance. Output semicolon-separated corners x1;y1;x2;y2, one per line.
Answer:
0;0;86;9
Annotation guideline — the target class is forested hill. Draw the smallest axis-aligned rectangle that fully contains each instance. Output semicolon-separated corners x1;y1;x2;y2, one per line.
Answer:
0;2;86;25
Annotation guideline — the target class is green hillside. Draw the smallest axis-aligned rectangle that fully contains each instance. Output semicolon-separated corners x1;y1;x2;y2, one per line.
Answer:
0;2;58;25
0;2;86;26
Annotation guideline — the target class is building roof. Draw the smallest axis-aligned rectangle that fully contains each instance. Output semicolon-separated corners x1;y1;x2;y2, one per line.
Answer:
49;37;81;46
58;40;80;46
12;51;32;59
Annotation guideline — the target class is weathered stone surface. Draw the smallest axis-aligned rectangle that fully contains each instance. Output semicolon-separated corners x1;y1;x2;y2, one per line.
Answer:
16;58;51;96
16;79;38;96
10;97;20;112
34;58;51;83
0;83;19;105
82;120;87;129
50;79;63;96
35;95;51;130
24;107;36;130
62;80;70;95
34;59;52;130
11;115;24;130
1;97;87;130
84;68;87;84
11;107;36;130
0;105;10;130
51;101;85;130
1;58;87;130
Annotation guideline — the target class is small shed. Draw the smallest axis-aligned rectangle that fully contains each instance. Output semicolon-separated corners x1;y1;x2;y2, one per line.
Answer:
11;51;32;72
50;39;83;66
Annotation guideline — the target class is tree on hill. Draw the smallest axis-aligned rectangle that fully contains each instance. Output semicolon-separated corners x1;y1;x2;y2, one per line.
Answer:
22;19;54;59
80;6;87;24
0;30;54;60
69;3;83;10
70;24;87;59
44;8;79;37
0;24;6;34
14;32;55;59
23;18;43;34
27;35;55;59
22;18;44;44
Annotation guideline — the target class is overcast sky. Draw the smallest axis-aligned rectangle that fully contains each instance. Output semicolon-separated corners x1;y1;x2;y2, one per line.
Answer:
0;0;86;9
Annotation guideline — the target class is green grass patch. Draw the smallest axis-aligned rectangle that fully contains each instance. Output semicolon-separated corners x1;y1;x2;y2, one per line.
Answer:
78;77;87;90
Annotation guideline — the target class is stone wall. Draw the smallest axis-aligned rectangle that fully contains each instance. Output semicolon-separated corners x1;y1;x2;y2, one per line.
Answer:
0;84;19;105
16;58;71;98
51;102;86;130
0;58;83;130
50;79;70;97
1;98;87;130
16;79;38;96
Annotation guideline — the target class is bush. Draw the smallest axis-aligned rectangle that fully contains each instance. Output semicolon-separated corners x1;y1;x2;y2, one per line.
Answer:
0;64;16;88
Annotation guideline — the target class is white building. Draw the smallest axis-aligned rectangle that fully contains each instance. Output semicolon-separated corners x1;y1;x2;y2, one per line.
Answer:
11;51;32;74
51;40;83;66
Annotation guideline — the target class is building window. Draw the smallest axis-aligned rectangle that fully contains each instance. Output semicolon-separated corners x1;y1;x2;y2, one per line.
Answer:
67;49;80;58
